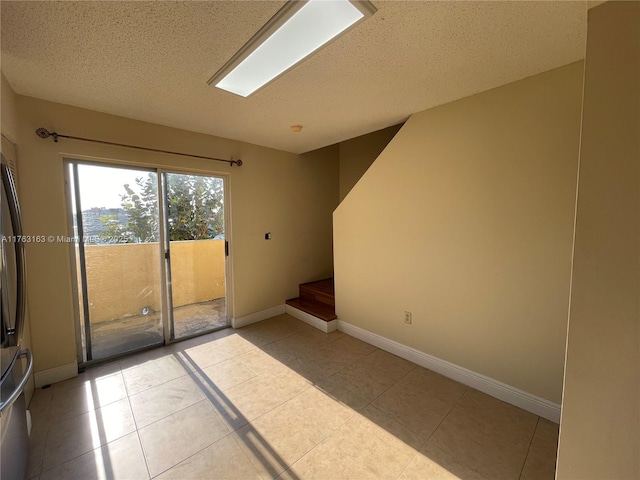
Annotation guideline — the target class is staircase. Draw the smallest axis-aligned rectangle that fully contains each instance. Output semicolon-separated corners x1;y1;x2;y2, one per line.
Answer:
286;278;337;332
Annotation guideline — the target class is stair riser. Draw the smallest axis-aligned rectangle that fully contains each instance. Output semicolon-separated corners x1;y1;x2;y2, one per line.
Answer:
299;285;336;306
285;298;337;321
289;278;336;322
299;291;335;307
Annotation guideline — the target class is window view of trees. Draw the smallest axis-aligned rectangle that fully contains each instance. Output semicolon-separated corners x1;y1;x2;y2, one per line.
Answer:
86;173;224;244
165;174;224;241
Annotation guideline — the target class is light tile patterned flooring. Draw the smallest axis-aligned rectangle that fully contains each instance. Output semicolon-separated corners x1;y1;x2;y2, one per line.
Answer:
27;314;558;480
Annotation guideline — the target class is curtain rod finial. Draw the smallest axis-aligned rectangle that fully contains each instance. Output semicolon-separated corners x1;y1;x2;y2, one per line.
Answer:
35;128;59;142
35;127;51;139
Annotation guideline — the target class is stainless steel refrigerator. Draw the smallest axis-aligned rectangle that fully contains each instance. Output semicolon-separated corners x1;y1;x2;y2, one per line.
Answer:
1;156;34;479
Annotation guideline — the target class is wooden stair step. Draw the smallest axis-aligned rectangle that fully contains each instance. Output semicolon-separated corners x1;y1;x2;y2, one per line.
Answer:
286;297;337;322
299;278;335;307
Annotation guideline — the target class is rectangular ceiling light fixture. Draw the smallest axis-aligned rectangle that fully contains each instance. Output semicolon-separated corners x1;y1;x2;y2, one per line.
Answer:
207;0;377;97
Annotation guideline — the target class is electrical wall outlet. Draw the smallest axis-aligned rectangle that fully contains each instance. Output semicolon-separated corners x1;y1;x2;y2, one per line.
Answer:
404;311;412;324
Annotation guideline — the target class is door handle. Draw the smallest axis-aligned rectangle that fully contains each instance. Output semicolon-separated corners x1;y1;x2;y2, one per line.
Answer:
0;349;33;416
1;162;27;347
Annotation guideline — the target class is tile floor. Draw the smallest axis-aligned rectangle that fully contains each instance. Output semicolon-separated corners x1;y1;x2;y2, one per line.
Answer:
27;314;559;480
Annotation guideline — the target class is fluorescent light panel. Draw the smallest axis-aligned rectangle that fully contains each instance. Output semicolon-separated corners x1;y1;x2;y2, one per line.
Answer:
208;0;376;97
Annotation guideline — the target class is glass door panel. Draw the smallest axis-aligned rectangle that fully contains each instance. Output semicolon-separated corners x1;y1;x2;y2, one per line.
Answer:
71;163;163;361
164;172;227;339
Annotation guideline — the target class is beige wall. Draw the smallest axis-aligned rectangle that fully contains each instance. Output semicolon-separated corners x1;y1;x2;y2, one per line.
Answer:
334;62;584;403
83;243;162;324
556;2;640;478
11;95;338;373
169;240;226;308
339;124;402;202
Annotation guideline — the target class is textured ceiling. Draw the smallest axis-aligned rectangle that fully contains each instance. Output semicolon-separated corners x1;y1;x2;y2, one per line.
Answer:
1;1;587;154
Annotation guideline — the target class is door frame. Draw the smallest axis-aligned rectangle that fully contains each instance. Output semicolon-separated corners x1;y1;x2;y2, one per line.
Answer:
63;156;233;366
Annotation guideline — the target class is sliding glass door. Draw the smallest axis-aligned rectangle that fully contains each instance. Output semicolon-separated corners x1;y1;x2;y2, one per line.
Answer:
164;173;227;339
68;161;228;363
69;163;164;361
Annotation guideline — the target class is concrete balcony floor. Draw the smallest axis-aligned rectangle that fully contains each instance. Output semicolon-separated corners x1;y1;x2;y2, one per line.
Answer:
88;298;227;360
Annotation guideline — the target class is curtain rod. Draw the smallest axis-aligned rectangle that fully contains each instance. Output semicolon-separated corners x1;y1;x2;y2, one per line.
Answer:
34;128;243;167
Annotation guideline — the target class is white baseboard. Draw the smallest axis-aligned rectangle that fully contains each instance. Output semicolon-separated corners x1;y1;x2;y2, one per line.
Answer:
337;320;561;423
34;360;78;388
285;305;337;333
232;304;286;329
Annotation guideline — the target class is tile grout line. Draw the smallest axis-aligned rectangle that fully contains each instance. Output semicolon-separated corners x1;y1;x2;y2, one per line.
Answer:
364;363;418;410
31;321;306;478
410;385;491;480
163;328;281;468
221;331;338;478
125;386;153;480
225;337;376;478
297;354;421;480
40;326;379;474
228;380;314;432
33;407;51;479
422;386;469;444
176;324;332;436
28;387;54;470
134;396;212;431
395;451;420;480
279;383;416;480
222;327;343;479
123;371;192;398
311;342;413;405
148;431;236;479
38;393;135;474
518;415;541;480
34;408;59;476
33;315;556;480
206;370;257;393
234;403;339;480
37;421;137;477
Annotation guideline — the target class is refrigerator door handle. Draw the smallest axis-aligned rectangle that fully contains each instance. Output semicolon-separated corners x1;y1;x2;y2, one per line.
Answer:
1;161;27;346
0;349;33;416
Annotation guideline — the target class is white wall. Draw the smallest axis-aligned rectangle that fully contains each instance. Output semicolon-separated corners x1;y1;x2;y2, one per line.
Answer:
556;2;640;478
334;62;584;404
10;95;338;374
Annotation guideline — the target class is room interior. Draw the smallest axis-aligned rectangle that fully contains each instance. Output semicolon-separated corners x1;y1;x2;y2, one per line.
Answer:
0;1;638;479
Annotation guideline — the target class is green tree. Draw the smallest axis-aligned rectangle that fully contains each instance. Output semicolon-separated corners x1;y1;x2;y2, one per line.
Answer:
166;174;224;241
120;174;159;242
105;173;224;243
98;214;135;243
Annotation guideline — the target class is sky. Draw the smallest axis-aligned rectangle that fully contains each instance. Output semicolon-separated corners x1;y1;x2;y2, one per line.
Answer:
76;164;155;210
